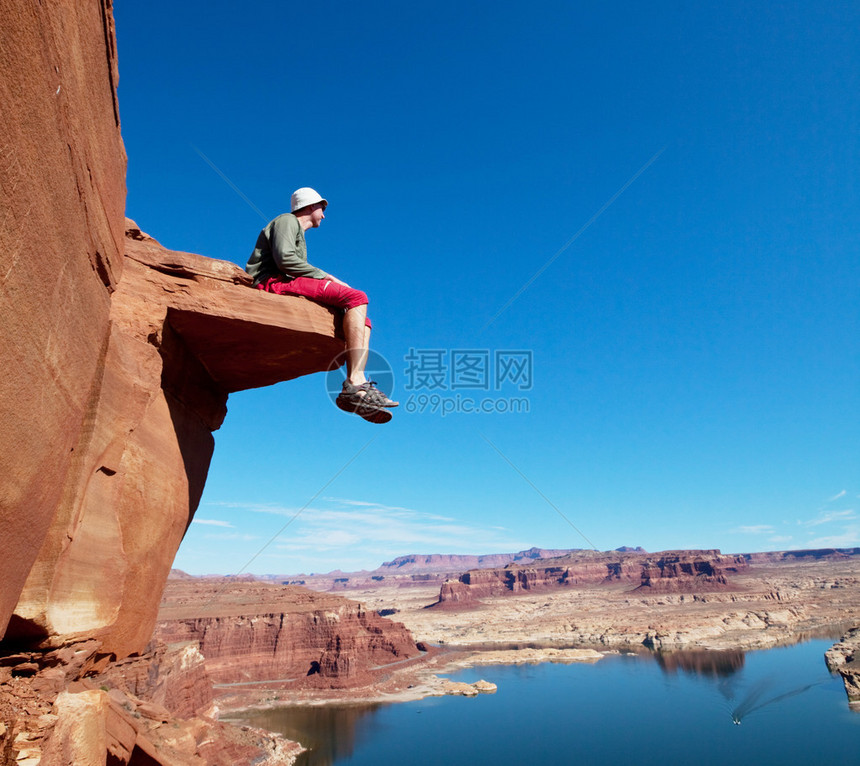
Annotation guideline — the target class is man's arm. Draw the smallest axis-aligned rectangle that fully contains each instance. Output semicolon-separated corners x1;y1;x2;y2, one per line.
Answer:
270;215;328;279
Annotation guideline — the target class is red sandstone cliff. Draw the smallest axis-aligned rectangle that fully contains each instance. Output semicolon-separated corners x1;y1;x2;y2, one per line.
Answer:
1;0;347;657
0;1;376;762
0;0;126;642
7;224;347;660
434;550;748;607
156;581;422;692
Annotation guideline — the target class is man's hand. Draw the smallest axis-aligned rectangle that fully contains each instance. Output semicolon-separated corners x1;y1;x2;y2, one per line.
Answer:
325;274;351;288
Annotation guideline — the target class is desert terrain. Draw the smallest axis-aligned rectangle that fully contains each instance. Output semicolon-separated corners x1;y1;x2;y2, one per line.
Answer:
354;556;860;652
156;548;860;712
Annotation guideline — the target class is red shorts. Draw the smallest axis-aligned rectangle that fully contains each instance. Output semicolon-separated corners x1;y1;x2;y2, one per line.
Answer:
256;276;372;329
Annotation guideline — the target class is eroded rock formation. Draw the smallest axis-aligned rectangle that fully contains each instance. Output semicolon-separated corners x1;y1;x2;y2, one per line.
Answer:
434;550;748;607
637;552;738;592
0;638;301;765
156;581;422;691
825;627;860;705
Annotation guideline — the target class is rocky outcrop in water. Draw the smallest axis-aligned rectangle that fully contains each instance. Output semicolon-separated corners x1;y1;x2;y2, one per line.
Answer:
825;627;860;705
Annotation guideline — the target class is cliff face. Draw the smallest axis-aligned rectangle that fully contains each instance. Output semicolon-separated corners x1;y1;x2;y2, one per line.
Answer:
1;0;349;657
637;552;737;592
156;582;422;691
0;0;126;641
6;224;346;660
435;550;748;607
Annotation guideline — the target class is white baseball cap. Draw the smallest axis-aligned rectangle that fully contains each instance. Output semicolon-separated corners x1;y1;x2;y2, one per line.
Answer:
291;187;328;213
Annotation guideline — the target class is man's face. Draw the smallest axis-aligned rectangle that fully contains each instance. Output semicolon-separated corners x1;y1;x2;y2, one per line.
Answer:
310;202;326;228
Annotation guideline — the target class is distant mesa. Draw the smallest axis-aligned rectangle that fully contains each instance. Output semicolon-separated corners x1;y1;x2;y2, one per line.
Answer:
255;547;594;591
745;548;860;564
167;569;195;580
378;547;584;573
432;549;749;608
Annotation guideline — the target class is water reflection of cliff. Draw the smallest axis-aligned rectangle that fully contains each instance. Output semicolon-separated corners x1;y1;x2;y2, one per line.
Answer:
241;703;384;766
653;649;745;678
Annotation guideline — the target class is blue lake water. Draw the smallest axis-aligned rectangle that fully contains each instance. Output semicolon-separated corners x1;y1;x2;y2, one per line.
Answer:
236;639;859;766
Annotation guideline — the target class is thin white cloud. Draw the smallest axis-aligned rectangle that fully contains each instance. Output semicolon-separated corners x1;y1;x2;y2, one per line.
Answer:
195;497;532;574
261;499;525;566
322;496;419;514
731;525;774;535
800;509;856;527
828;490;847;502
806;525;860;549
202;532;260;541
192;518;234;528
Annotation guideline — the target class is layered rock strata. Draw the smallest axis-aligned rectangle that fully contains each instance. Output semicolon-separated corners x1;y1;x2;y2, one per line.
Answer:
156;581;422;691
271;547;586;592
386;555;860;652
637;552;733;592
434;550;747;607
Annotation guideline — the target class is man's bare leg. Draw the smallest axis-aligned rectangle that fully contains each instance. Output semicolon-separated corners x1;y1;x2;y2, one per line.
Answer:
339;307;397;408
343;304;369;385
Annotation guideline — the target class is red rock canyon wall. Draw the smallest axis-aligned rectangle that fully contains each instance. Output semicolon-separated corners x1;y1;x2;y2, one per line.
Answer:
156;583;421;690
1;0;346;660
0;0;126;640
435;550;748;606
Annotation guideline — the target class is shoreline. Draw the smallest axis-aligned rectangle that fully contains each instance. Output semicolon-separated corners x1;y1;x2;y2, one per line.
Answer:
216;624;849;716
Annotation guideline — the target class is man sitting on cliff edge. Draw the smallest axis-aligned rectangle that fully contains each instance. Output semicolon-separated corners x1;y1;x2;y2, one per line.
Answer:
246;187;397;424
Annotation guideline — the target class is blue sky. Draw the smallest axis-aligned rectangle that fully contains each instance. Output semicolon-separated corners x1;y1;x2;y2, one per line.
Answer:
114;2;858;575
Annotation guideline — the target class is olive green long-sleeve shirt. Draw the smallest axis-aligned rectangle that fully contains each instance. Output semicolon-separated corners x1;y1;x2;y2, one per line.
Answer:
246;213;327;285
